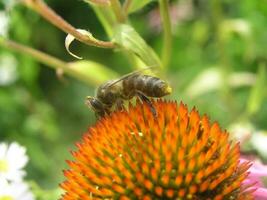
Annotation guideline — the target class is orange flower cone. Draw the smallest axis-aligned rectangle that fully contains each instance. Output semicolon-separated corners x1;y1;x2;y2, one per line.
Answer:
61;100;254;200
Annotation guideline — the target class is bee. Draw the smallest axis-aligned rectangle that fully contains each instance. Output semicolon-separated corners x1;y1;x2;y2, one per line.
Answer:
85;68;172;118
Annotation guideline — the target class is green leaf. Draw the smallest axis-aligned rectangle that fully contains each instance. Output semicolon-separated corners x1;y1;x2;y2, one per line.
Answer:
113;24;161;67
91;5;116;38
128;0;155;13
246;64;266;115
83;0;110;6
30;181;62;200
67;60;118;85
185;67;256;98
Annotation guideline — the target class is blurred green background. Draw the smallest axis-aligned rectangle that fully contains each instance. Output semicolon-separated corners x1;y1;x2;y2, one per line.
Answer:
0;0;267;199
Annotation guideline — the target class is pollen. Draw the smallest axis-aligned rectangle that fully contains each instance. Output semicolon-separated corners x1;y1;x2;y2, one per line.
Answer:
0;160;8;172
165;86;172;94
60;100;254;199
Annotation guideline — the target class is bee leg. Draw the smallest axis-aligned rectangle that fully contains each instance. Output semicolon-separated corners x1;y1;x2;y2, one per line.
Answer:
96;110;107;118
116;99;125;111
136;91;157;117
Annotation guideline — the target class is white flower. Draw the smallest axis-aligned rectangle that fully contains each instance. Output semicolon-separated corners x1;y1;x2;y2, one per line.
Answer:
3;0;20;11
0;142;29;182
0;54;18;86
0;179;35;200
0;11;9;36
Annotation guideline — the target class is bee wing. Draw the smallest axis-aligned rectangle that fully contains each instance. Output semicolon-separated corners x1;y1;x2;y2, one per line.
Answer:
106;66;158;87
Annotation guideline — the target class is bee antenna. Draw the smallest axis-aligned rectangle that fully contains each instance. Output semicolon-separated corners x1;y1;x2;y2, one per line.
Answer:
85;96;94;107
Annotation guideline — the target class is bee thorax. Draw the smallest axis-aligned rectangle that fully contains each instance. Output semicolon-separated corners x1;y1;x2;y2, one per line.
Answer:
96;82;122;105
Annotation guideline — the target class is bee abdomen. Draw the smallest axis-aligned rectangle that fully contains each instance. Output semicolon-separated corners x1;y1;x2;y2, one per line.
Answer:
123;75;170;97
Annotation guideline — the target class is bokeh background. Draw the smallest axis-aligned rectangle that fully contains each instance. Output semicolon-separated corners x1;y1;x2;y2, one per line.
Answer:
0;0;267;199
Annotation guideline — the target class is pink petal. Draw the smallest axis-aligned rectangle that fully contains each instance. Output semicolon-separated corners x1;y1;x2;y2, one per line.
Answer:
253;187;267;200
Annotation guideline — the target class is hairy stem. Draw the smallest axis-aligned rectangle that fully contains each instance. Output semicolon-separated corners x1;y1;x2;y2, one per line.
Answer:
159;0;172;68
23;0;115;48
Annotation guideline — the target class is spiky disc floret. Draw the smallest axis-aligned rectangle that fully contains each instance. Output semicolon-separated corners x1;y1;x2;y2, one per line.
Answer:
61;100;254;200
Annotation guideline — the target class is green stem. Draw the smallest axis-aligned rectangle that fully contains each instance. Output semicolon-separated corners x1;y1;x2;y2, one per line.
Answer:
110;0;125;23
23;0;115;48
86;0;110;6
92;6;116;38
246;63;266;117
159;0;172;69
0;38;66;69
211;0;234;111
0;38;96;85
123;0;132;15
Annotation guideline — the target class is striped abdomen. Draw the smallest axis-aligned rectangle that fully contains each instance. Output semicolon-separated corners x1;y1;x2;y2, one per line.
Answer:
122;74;172;98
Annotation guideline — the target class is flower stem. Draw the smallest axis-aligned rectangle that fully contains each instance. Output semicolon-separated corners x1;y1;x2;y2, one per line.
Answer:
123;0;132;15
87;0;110;6
0;38;96;84
92;5;116;38
211;0;235;112
110;0;125;23
159;0;172;69
0;38;66;69
22;0;115;48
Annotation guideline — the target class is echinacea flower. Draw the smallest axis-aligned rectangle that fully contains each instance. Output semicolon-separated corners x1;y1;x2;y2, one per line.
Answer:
0;142;28;182
0;179;35;200
241;159;267;200
61;100;257;199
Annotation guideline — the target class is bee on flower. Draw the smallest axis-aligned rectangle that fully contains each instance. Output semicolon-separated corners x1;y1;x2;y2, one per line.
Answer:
61;100;267;200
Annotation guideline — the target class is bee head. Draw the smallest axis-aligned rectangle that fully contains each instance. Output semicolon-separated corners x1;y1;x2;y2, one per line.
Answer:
85;96;106;115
